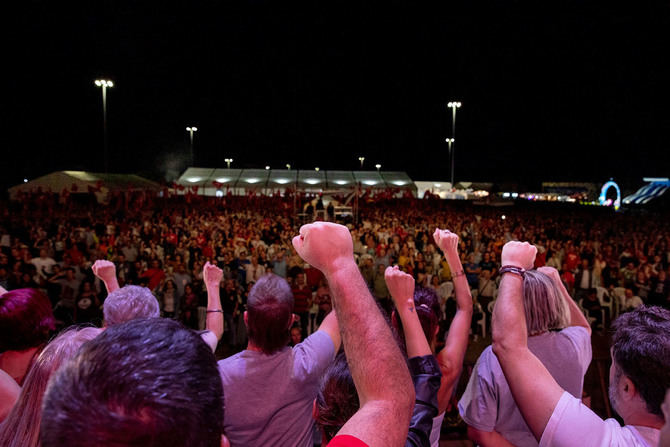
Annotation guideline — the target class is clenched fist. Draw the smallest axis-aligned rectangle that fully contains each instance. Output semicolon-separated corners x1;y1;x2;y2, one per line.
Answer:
291;222;354;274
385;266;415;307
203;262;223;289
433;228;459;255
92;260;117;282
501;241;537;270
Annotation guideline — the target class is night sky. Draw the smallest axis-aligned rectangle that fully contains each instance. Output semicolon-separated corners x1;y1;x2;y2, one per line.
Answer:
5;2;670;191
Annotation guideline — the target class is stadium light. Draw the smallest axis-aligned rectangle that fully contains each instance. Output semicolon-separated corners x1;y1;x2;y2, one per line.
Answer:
225;158;233;169
286;164;291;169
375;164;381;172
315;167;320;172
447;101;462;187
358;157;365;169
94;79;114;172
186;127;198;166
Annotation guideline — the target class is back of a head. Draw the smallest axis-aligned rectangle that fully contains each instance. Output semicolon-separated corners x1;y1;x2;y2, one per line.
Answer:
315;353;359;443
246;273;294;354
611;306;670;417
41;318;223;447
0;326;101;447
522;270;570;335
394;287;441;352
103;285;159;326
0;288;55;352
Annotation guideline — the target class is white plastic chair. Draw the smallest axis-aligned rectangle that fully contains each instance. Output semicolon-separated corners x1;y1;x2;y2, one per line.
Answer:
443;281;454;299
474;302;486;338
595;286;613;320
612;287;627;317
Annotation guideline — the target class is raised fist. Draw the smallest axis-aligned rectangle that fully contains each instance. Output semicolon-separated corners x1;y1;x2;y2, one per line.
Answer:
292;222;354;274
203;262;223;289
501;241;537;270
92;260;117;282
433;228;459;255
385;266;415;307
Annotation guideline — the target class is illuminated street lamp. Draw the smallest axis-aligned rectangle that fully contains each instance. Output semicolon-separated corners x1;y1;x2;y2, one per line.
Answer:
358;157;365;169
375;164;381;172
445;138;454;186
265;165;270;170
186;127;198;166
447;101;462;187
94;79;114;172
225;158;233;169
286;163;291;169
315;167;320;172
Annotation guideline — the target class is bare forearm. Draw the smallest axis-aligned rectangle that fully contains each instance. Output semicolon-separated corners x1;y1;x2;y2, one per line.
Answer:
445;253;472;312
557;279;591;334
396;306;431;358
467;427;516;447
327;262;414;407
206;286;223;340
103;277;120;294
492;274;527;354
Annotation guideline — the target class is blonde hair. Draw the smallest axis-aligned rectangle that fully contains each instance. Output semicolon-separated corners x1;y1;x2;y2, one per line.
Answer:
0;326;101;447
523;270;570;336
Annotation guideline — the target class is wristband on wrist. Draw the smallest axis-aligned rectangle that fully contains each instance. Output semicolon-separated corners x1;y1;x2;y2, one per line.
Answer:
206;309;223;314
452;270;466;278
499;265;526;277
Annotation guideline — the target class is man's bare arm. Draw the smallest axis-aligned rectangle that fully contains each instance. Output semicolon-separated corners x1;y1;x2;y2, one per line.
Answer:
293;223;414;447
434;229;473;413
538;266;591;335
467;426;516;447
91;260;120;294
491;242;564;441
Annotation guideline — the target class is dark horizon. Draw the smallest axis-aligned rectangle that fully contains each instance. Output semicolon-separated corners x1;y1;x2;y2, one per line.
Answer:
5;2;670;192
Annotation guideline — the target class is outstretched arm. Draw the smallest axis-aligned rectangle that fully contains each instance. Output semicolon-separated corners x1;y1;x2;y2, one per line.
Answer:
433;229;473;413
385;266;431;357
203;262;224;342
491;242;564;441
467;427;516;447
92;260;120;294
293;222;414;447
538;266;591;335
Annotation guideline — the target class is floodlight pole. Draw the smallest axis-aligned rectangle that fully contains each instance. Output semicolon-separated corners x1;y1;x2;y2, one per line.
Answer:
447;101;461;187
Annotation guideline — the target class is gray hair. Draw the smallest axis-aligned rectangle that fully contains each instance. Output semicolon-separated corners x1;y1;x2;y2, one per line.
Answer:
103;285;160;327
522;270;570;335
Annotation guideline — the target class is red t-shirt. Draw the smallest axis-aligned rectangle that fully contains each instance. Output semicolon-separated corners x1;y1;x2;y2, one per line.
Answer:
327;435;369;447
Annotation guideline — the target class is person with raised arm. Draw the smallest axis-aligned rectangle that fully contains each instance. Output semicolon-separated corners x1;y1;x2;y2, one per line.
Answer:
459;259;592;447
292;222;414;447
91;260;223;352
217;268;341;447
492;241;670;447
314;266;441;447
430;228;473;447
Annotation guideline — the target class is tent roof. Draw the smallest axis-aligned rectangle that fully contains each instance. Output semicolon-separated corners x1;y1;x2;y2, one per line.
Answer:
177;167;416;189
8;171;161;199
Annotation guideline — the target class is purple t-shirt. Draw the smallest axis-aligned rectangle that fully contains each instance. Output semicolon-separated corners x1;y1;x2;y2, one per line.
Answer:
218;330;335;447
459;326;592;447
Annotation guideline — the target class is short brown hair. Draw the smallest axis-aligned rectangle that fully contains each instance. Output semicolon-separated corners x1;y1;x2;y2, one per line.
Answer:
612;306;670;416
247;274;294;354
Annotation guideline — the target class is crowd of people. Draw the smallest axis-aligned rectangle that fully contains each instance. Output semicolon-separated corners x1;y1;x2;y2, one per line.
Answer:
0;194;670;446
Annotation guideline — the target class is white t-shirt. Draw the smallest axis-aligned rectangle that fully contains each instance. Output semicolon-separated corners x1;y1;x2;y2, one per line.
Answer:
539;392;660;447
